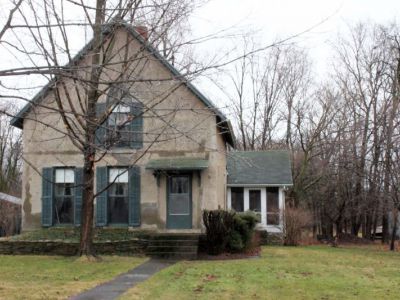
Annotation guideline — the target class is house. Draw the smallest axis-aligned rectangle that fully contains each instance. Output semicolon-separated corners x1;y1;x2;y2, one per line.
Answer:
0;192;22;237
11;21;292;234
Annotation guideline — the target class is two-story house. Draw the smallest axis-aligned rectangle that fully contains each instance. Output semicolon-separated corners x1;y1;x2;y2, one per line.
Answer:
11;21;292;234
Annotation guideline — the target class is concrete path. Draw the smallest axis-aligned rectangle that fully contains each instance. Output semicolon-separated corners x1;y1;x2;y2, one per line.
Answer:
70;259;175;300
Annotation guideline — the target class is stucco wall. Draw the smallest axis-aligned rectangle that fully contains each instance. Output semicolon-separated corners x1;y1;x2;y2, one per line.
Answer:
21;27;228;230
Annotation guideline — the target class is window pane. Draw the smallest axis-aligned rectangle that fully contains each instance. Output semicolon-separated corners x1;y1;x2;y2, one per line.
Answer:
109;168;128;183
249;190;261;212
55;168;74;183
108;196;129;224
170;177;189;194
54;196;74;224
109;183;128;196
231;187;244;212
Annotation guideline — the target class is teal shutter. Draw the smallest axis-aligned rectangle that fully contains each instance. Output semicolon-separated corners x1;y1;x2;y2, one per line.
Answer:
41;168;53;227
96;166;108;226
95;103;107;146
130;102;143;149
128;166;141;226
74;168;83;226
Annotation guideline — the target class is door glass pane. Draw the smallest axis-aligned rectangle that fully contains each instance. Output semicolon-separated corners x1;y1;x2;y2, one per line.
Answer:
170;177;189;194
231;187;244;212
249;190;261;212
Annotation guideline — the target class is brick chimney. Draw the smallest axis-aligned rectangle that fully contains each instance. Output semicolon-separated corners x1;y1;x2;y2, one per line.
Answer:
135;25;148;40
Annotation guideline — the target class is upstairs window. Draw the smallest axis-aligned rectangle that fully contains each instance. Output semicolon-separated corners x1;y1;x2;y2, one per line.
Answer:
96;85;143;149
54;168;75;225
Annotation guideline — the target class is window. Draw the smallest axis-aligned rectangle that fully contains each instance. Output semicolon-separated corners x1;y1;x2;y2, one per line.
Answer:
231;187;244;212
54;168;75;224
267;187;280;225
108;168;129;224
96;84;144;149
107;100;131;147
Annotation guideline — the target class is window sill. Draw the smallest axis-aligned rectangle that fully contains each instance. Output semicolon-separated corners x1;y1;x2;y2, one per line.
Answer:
104;148;141;154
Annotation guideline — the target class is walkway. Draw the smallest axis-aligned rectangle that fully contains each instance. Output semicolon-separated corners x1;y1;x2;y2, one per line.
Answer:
70;258;175;300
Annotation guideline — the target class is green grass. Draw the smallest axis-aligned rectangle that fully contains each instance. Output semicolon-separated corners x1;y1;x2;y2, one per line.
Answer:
8;228;145;242
120;246;400;300
0;255;147;300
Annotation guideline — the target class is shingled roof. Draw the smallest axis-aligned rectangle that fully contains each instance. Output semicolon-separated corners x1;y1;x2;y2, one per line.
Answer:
227;151;293;186
10;21;235;147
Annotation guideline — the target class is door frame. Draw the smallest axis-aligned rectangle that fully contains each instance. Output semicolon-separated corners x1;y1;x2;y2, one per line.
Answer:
166;173;192;229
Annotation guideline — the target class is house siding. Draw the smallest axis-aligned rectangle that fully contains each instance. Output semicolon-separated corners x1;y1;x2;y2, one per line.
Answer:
20;28;227;231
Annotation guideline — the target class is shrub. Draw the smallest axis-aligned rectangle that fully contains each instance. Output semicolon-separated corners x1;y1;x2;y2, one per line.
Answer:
202;209;235;255
228;211;259;252
284;207;312;246
203;210;259;254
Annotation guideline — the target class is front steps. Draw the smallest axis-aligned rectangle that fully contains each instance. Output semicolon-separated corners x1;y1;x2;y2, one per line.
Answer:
145;233;199;260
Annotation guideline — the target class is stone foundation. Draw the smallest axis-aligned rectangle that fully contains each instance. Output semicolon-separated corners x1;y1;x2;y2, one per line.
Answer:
257;230;284;245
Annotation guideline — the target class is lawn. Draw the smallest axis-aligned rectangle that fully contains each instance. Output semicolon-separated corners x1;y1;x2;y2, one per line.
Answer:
120;246;400;300
0;255;147;300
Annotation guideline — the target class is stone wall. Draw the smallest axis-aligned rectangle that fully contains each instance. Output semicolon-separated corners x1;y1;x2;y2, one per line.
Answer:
0;239;148;256
257;230;284;245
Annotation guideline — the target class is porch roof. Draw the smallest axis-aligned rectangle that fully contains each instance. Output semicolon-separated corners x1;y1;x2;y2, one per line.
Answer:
146;158;208;171
227;151;293;186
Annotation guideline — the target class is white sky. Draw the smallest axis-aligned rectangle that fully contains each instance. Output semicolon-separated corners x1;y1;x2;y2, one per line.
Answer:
1;0;400;110
187;0;400;107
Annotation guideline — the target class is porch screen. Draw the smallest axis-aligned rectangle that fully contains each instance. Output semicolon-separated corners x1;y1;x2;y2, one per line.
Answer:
231;187;244;212
267;187;280;225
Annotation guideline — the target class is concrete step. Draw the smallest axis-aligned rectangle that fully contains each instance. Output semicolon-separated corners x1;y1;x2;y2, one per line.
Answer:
147;234;200;241
147;252;197;260
146;245;198;253
147;239;198;247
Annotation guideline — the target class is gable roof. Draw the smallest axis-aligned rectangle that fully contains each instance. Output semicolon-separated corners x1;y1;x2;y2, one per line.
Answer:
10;21;235;147
227;150;293;186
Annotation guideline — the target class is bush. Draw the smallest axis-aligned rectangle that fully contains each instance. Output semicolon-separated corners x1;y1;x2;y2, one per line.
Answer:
202;210;259;254
228;211;259;252
284;207;312;246
202;209;235;255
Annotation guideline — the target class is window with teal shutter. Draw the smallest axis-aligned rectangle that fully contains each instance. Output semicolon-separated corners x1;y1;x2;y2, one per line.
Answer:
128;166;141;226
74;168;83;226
41;168;53;227
96;166;108;226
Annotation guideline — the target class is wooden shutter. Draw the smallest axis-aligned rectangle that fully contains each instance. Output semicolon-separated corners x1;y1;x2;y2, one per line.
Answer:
74;168;83;226
128;166;141;226
95;103;107;146
41;167;53;227
130;102;143;149
96;166;108;226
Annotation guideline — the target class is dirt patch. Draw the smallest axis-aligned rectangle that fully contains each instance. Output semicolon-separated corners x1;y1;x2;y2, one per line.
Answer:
336;233;374;245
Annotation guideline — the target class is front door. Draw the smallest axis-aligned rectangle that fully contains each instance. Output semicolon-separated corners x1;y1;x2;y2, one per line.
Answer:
167;174;192;229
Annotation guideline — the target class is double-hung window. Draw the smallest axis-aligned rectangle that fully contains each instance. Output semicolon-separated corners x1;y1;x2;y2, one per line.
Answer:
107;100;131;148
54;168;75;225
108;168;129;224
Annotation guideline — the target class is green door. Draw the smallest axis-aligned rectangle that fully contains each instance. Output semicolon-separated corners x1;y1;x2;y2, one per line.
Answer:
167;175;192;229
